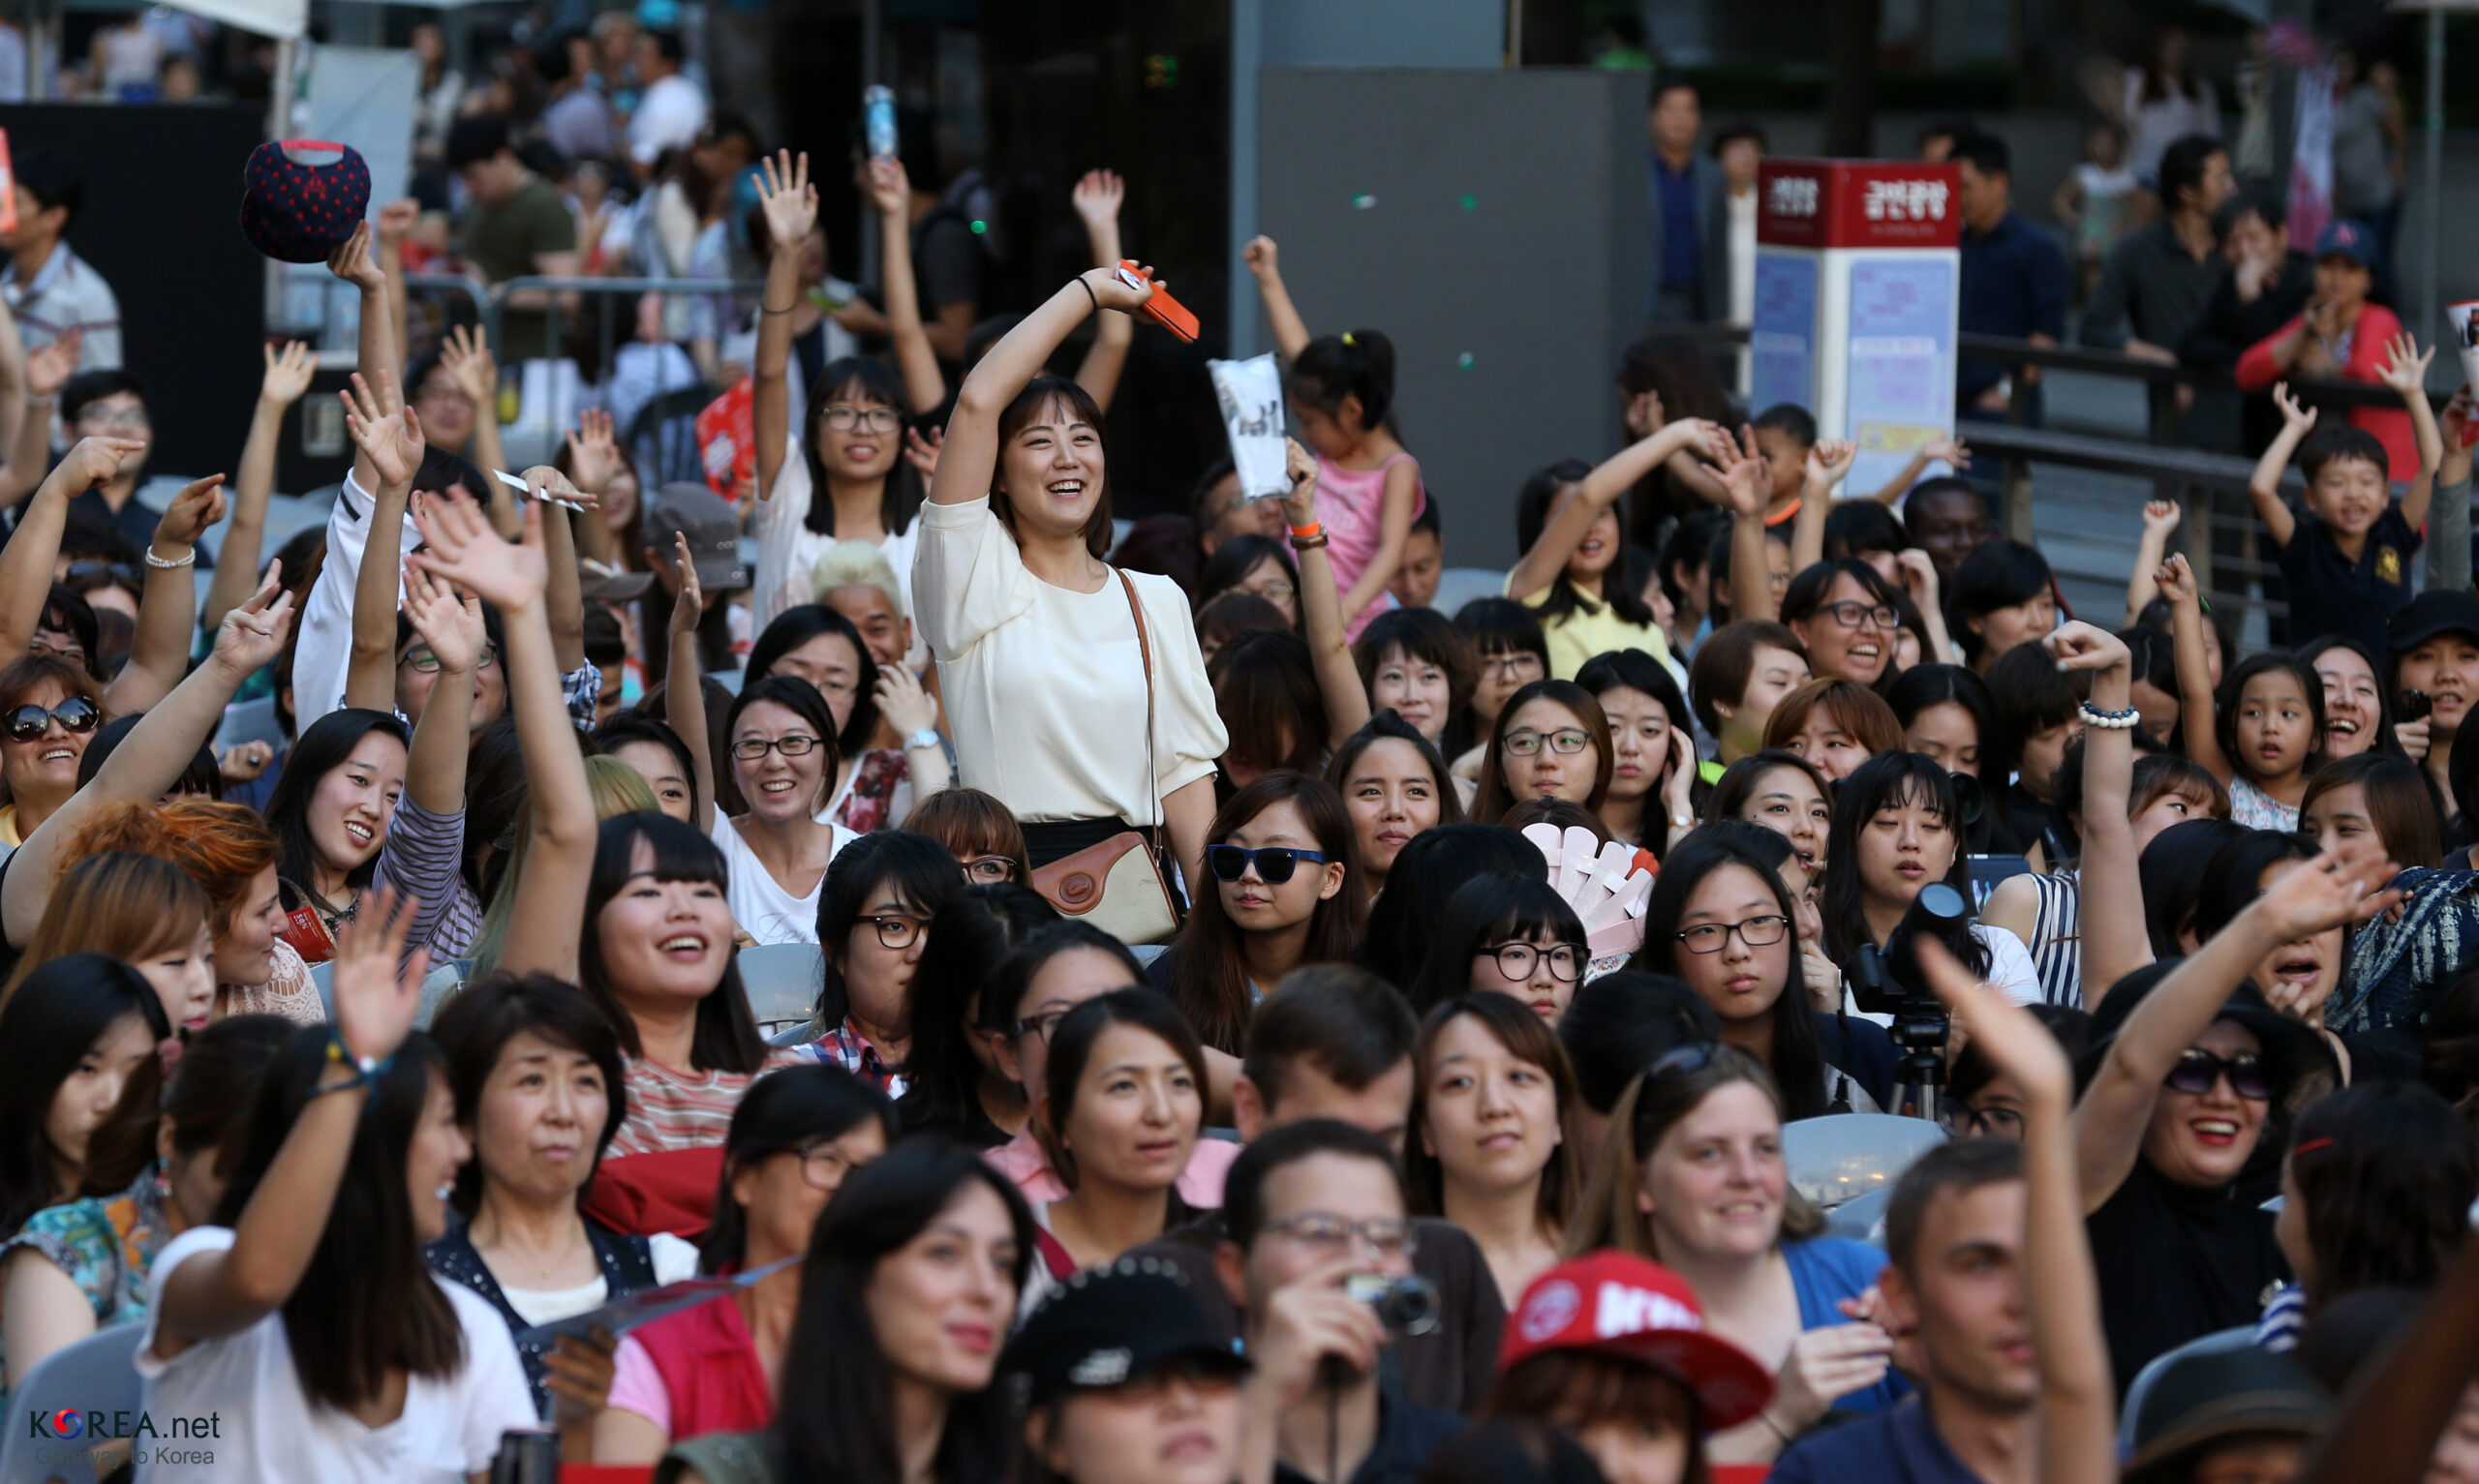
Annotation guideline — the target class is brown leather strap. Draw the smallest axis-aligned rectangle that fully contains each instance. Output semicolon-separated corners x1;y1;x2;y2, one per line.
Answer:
1114;567;1163;850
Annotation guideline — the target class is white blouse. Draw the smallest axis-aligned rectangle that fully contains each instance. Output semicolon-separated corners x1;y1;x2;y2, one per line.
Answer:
913;497;1225;825
751;435;923;659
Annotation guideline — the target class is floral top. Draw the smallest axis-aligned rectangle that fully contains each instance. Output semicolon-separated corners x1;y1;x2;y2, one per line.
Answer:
217;939;325;1025
2227;775;2300;832
0;1170;170;1392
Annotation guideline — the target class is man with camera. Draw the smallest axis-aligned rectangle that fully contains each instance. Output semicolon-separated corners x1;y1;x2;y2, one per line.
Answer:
1217;1119;1462;1484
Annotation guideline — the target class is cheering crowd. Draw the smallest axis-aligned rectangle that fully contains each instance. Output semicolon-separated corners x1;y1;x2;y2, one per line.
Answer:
1;92;2478;1484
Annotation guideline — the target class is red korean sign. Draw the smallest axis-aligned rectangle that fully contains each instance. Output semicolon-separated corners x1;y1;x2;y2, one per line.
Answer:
1758;159;1962;251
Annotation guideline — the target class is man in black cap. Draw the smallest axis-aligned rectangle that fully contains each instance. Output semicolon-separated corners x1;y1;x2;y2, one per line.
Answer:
2121;1345;2330;1484
2387;590;2479;816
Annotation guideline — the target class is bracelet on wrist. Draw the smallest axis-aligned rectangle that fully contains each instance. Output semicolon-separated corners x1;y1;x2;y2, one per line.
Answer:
145;545;196;569
1289;521;1323;541
1076;275;1100;315
1290;532;1329;552
2078;701;2141;730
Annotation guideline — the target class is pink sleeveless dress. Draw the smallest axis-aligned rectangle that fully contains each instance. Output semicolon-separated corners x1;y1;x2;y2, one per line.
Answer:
1314;450;1425;641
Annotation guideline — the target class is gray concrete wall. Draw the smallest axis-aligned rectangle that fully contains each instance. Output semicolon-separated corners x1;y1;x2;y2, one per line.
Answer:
1261;0;1504;67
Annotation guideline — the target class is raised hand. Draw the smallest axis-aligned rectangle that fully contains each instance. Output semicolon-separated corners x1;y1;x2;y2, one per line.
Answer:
520;465;596;512
50;435;145;495
1806;438;1858;489
565;409;622;495
25;330;83;401
862;155;909;220
1241;234;1279;284
2043;620;2130;674
901;424;942;482
873;661;939;739
402;562;485;676
1914;937;2072;1108
375;197;420;251
1084;263;1158;315
2380;331;2435;398
260;341;315;407
325;221;385;292
1923;433;1972;469
2153;552;2198;607
664;530;706;638
439;323;498;409
1281;436;1319;528
1894;547;1941;608
342;371;426;491
2273;381;2318;435
210;562;297;677
154;473;230;549
2254;837;2404;944
2142;498;2183;536
1713;423;1769;518
757;149;819;249
408;489;549;612
328;884;429;1070
1071;168;1125;230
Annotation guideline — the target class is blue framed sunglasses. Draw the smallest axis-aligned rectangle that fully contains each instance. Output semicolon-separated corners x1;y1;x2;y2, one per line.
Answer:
1206;844;1331;884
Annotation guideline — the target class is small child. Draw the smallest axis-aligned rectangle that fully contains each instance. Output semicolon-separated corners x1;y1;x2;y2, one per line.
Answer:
2158;554;2325;829
2247;334;2444;659
1748;403;1818;527
1390;502;1443;611
2054;121;2140;300
1245;235;1424;641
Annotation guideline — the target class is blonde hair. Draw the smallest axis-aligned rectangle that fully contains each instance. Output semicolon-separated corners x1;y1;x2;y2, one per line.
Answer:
810;540;906;620
470;756;658;974
1566;1045;1823;1259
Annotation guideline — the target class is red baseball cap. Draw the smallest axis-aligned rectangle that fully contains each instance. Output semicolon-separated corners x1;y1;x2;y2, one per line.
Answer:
1499;1251;1775;1431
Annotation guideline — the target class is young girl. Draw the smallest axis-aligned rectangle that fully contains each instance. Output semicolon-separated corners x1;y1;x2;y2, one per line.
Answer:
1473;679;1614;825
595;1064;892;1463
1409;994;1577;1310
1760;677;1903;784
1245;235;1424;640
1576;648;1700;854
1447;598;1552;765
1020;990;1206;1311
798;830;964;1090
1410;874;1591;1021
1708;750;1834;892
1502;419;1721;680
1354;606;1473;750
1159;772;1362;1055
2168;552;2324;829
1327;711;1463;897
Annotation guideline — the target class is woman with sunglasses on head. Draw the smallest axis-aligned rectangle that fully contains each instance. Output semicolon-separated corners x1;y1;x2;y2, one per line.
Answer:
1576;648;1701;856
1472;679;1614;826
903;786;1031;888
1568;1045;1902;1468
0;654;102;848
1327;711;1463;898
916;249;1224;887
793;830;964;1092
1157;772;1362;1056
1408;992;1579;1310
893;884;1057;1148
1409;874;1590;1022
595;1064;895;1465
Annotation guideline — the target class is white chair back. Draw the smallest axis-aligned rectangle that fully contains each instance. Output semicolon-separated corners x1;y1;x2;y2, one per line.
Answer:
0;1325;145;1484
738;942;824;1032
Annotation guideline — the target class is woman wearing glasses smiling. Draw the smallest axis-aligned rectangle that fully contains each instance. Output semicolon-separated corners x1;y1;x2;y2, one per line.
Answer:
1780;558;1907;687
709;675;859;945
1473;678;1613;825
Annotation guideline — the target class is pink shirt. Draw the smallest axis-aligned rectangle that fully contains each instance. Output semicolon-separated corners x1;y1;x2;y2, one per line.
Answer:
983;1128;1240;1207
1314;451;1425;642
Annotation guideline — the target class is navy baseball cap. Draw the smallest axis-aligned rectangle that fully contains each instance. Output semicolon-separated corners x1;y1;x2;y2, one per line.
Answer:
240;140;372;264
2387;590;2479;653
1002;1257;1249;1410
2313;219;2376;271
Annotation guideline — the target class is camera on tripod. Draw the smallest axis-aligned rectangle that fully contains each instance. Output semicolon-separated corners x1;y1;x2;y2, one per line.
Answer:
1846;881;1974;1122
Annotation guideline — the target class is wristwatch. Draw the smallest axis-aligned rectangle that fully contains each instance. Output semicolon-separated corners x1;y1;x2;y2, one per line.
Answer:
904;728;942;752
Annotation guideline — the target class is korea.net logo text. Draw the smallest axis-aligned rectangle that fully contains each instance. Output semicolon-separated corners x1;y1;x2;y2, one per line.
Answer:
27;1407;221;1467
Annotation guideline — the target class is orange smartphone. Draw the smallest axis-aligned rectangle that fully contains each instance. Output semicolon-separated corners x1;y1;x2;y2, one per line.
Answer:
1115;260;1199;343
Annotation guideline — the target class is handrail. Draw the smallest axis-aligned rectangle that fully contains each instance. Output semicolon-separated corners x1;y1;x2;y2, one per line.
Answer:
492;275;766;298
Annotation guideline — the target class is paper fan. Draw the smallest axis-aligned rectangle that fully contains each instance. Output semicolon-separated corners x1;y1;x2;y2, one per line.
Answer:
1520;823;1653;976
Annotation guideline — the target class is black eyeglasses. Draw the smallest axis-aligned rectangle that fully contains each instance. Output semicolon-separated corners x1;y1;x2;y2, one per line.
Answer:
1818;599;1899;630
1672;914;1791;954
960;856;1016;884
821;405;903;433
1207;844;1331;884
1504;728;1591;758
2164;1048;2272;1101
1476;941;1584;983
5;695;99;742
731;735;823;761
859;914;929;949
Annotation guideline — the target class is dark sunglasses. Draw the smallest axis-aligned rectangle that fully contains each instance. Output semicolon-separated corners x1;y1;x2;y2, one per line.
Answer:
1206;844;1331;884
5;695;100;742
2164;1047;2272;1101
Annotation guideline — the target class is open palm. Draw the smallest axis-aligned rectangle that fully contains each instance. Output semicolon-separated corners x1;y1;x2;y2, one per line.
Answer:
343;372;425;489
757;150;818;249
409;491;548;610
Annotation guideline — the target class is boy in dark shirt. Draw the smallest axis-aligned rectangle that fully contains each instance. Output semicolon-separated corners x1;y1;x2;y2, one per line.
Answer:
2247;342;2443;658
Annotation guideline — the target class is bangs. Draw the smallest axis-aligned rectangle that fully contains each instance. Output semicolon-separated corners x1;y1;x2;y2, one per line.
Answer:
811;356;906;417
1481;893;1587;949
596;810;727;894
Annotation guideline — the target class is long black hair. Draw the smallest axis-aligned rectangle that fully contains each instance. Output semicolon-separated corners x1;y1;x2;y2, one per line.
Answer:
0;953;171;1234
800;355;925;539
703;1063;895;1272
214;1025;465;1413
261;707;412;906
1818;751;1986;973
895;885;1057;1140
1407;874;1587;1017
811;830;966;1036
578;811;771;1074
1357;824;1546;989
1556;972;1722;1119
744;605;883;758
1946;538;2054;665
773;1139;1036;1484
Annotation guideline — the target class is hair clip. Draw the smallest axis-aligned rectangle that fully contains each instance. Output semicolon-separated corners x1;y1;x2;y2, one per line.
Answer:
1341;332;1357;347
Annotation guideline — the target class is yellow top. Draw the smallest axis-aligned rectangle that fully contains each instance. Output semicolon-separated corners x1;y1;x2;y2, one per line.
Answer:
1510;581;1675;681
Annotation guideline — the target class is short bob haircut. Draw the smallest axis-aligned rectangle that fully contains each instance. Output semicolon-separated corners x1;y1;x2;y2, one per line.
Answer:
1566;1043;1825;1258
991;376;1116;557
431;971;631;1213
1945;538;2054;664
1168;772;1366;1055
1882;663;1996;772
1686;621;1808;737
1818;752;1986;974
1473;679;1614;824
260;707;412;904
2285;1081;2478;1313
1357;823;1547;990
2214;651;2327;785
1406;992;1581;1227
744;605;883;758
1039;987;1210;1194
1407;873;1588;1017
725;673;848;814
6;849;210;998
811;830;967;1034
1982;641;2091;792
2299;752;2444;874
2138;818;2250;958
1209;627;1329;779
579;811;772;1075
704;1062;896;1272
1760;677;1903;757
902;786;1031;886
1353;606;1477;724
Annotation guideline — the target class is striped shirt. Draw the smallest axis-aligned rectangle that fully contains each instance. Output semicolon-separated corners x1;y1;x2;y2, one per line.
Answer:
374;794;482;959
2024;870;2082;1010
609;1047;813;1158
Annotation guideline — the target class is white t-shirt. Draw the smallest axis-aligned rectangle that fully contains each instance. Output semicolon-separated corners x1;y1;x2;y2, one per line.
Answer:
710;812;859;945
912;497;1225;825
627;73;709;167
751;439;924;669
134;1226;536;1483
496;1231;701;1328
295;469;426;730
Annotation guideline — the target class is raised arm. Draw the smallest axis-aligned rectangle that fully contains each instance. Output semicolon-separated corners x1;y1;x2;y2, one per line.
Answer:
207;343;314;634
439;326;509;528
931;268;1154;506
2071;839;2394;1212
2124;500;2181;626
150;892;425;1356
1282;437;1369;747
0;436;143;655
410;494;593;981
1790;438;1854;573
1508;418;1714;602
397;564;479;813
563;409;624;571
523;468;591;674
870;158;948;417
1714;425;1778;622
3;570;295;946
2380;332;2443;530
751;150;817;505
337;373;424;712
0;330;80;512
1070;170;1133;413
2246;383;2312;550
1915;938;2115;1484
1242;236;1311;363
107;474;229;713
661;531;718;835
2050;622;2150;1004
329;225;398;495
2157;555;2231;786
1334;461;1420;630
1868;433;1967;504
1894;549;1955;664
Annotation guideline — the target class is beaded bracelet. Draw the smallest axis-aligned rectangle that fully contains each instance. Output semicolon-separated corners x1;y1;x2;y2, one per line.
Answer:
2078;701;2141;731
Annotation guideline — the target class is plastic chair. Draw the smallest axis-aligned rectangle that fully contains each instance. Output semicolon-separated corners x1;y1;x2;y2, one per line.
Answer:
212;694;284;752
737;943;823;1031
0;1325;144;1484
414;958;471;1029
